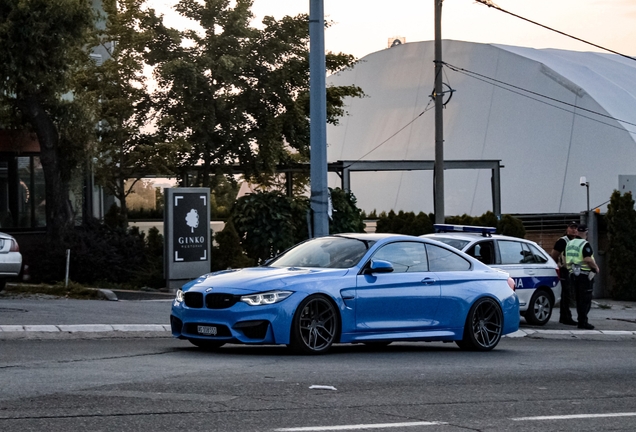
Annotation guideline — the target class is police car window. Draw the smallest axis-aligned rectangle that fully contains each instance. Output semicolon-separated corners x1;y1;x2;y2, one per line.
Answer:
528;244;548;264
498;240;527;264
425;243;471;272
372;242;428;273
429;237;470;250
466;241;495;265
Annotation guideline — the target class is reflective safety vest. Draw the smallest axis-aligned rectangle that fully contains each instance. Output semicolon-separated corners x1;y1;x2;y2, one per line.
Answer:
565;238;592;272
558;235;570;268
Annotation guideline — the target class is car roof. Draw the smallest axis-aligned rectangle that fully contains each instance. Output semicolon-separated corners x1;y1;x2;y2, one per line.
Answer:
333;233;419;241
425;232;538;244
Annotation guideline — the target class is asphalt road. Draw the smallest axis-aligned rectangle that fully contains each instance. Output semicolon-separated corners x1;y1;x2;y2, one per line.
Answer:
2;294;636;336
1;337;636;431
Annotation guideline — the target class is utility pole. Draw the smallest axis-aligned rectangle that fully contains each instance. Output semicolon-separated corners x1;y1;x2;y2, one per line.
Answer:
433;0;445;224
309;0;329;237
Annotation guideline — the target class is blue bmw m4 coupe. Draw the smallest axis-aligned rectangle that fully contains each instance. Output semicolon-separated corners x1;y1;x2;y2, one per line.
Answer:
171;233;519;354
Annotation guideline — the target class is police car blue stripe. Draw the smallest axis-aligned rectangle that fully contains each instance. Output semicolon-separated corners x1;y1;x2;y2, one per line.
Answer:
512;276;559;290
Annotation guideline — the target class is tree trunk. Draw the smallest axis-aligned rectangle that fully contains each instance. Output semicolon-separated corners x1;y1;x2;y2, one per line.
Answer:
118;175;129;228
16;95;75;242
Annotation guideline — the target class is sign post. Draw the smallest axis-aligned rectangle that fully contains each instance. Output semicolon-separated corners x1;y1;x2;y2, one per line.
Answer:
164;188;211;292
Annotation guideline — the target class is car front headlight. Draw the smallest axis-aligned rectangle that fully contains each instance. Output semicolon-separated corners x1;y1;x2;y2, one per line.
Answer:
240;290;293;306
175;289;184;303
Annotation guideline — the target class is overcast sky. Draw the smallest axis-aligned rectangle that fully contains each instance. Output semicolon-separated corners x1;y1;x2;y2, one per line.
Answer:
151;0;636;59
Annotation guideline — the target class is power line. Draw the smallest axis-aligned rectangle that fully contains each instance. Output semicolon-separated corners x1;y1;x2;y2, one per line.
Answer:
344;101;434;166
443;61;636;132
475;0;636;62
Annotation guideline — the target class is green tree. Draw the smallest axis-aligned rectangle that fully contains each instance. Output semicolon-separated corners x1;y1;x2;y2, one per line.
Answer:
328;188;365;234
606;190;636;300
144;0;363;186
82;0;179;227
231;190;297;263
0;0;98;241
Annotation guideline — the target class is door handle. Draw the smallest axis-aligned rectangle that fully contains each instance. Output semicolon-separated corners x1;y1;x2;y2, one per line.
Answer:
421;278;436;285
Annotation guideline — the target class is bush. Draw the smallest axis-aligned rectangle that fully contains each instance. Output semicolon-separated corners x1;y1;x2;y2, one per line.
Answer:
329;188;365;234
231;190;298;263
31;219;164;288
129;227;165;288
32;220;144;285
229;188;365;264
606;190;636;300
375;210;434;236
374;210;525;238
445;211;525;238
210;220;255;271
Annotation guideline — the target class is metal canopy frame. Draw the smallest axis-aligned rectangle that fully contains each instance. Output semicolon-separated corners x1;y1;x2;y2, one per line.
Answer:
327;159;503;218
180;159;503;218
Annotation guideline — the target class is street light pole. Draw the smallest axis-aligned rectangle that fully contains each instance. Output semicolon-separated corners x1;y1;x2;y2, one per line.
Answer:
309;0;329;238
433;0;445;224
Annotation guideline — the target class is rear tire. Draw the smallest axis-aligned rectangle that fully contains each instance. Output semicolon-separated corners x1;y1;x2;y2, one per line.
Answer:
456;297;503;351
524;290;553;326
0;279;6;292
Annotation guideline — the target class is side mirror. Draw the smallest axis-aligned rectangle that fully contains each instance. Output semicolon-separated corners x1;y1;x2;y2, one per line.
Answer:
364;259;394;274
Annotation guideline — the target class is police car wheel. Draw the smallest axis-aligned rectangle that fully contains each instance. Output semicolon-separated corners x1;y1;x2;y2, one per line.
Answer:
524;290;553;326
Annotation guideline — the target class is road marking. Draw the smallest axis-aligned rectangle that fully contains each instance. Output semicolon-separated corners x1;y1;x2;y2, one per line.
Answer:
274;421;446;431
512;412;636;421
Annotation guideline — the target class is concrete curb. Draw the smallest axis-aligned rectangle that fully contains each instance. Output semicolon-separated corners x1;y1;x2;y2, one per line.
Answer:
0;324;171;333
1;326;635;340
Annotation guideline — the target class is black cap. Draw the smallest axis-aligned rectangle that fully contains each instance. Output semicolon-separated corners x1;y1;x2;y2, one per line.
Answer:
568;221;579;227
577;224;588;232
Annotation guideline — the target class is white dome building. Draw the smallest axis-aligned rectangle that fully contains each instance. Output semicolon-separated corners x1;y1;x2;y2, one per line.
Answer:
326;40;636;216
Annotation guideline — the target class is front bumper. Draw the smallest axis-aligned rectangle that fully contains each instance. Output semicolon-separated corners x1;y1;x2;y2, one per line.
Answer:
170;294;302;345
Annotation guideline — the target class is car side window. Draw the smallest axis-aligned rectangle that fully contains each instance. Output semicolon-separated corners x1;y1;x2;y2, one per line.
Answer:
466;241;495;265
371;242;429;273
528;244;548;264
498;240;530;264
425;243;471;271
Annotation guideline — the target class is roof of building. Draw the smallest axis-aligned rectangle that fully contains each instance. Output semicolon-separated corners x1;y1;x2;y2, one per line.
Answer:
326;40;636;215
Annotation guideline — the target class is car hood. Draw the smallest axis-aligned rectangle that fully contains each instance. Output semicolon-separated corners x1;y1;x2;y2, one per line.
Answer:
182;266;350;294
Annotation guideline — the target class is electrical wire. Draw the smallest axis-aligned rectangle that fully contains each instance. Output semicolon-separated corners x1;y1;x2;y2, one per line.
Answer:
443;61;636;133
343;100;434;167
475;0;636;62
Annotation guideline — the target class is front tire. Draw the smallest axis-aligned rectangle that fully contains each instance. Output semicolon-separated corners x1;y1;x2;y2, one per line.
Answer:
456;297;503;351
524;290;553;326
289;295;339;354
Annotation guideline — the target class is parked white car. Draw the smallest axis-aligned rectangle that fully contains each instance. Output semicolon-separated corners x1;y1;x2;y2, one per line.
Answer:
423;225;561;326
0;232;22;291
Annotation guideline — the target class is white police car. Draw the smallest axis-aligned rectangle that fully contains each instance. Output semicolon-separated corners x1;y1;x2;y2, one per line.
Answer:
423;224;561;326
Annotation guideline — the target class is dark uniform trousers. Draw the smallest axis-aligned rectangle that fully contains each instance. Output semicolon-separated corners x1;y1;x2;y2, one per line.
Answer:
570;273;593;326
559;266;574;320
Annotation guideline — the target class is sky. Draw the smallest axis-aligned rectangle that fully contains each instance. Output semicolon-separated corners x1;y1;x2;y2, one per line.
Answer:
151;0;636;59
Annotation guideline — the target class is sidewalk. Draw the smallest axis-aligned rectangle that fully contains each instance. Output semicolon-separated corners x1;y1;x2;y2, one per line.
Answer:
1;293;635;340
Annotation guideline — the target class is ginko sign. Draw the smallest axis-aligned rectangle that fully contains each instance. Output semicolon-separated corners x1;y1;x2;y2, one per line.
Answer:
171;191;209;262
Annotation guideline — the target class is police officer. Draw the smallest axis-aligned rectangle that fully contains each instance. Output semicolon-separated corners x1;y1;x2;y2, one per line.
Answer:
565;224;600;329
550;221;579;325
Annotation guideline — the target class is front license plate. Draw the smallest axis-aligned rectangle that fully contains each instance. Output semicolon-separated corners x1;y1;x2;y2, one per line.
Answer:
197;325;217;336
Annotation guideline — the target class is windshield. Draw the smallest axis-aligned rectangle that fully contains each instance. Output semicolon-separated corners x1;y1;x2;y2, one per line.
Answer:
268;236;374;269
430;237;470;251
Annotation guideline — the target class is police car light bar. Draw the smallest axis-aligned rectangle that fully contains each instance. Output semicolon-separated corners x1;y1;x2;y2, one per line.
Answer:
434;224;497;236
